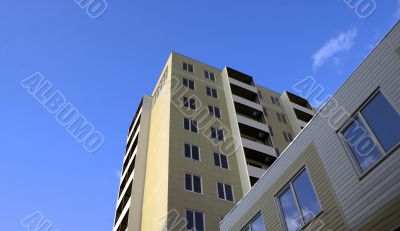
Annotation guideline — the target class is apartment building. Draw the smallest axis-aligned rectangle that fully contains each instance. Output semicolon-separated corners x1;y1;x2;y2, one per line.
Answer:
220;22;400;231
112;52;315;231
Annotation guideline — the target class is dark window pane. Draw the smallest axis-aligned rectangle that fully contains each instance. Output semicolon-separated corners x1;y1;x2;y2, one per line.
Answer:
214;153;220;167
211;128;217;139
206;87;211;96
185;174;192;191
221;155;228;169
277;113;282;122
183;97;189;108
192;121;198;133
204;71;208;79
212;89;218;98
193;176;201;193
343;118;382;172
183;63;188;71
361;92;400;152
215;108;221;118
185;144;191;158
217;183;224;199
189;81;195;90
190;99;196;109
183;79;188;87
188;64;194;73
186;210;193;230
210;73;215;81
192;146;199;160
218;130;224;141
208;106;214;116
293;170;321;223
280;188;302;231
271;96;276;104
184;119;190;130
195;212;204;231
225;185;233;201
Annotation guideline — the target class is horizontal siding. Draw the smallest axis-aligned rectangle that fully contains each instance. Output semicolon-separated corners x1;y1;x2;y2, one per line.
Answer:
221;22;400;230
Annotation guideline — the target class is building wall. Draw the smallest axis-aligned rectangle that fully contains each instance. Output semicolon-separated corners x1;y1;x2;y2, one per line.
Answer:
166;53;245;230
256;86;296;155
221;143;348;231
221;22;400;231
140;59;172;230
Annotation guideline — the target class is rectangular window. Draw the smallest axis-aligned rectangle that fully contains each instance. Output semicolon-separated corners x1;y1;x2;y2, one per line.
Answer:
283;132;293;142
204;70;216;81
186;210;204;231
269;126;274;136
211;127;224;141
208;105;222;118
214;153;229;169
263;107;268;117
277;113;287;124
183;78;195;90
185;173;202;194
183;62;194;73
185;144;200;161
217;182;234;202
341;91;400;173
271;96;281;106
184;118;198;133
206;86;218;98
183;97;196;110
278;169;321;231
258;90;263;99
241;213;266;231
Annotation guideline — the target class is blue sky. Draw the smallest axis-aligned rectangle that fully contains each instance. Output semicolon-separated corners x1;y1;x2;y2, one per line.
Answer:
1;0;398;230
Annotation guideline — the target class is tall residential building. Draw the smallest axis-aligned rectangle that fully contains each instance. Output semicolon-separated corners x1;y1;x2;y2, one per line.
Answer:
221;22;400;231
113;52;315;231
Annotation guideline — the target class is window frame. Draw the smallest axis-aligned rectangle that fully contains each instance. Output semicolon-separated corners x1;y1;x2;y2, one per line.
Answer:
184;118;198;133
206;86;219;99
184;173;203;194
183;62;195;73
185;209;205;231
183;97;197;110
183;78;196;90
276;167;323;231
213;152;229;170
208;105;222;119
184;143;201;161
216;182;235;202
241;212;266;231
211;127;225;141
338;89;400;178
204;70;216;82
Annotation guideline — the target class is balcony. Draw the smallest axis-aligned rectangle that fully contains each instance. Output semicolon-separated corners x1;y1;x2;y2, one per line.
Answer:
229;77;258;93
286;91;313;110
233;95;263;112
247;164;266;179
237;114;269;133
293;108;314;123
242;137;277;158
226;67;255;86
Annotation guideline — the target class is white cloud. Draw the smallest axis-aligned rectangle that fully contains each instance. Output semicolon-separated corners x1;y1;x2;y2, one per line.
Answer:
395;0;400;20
312;28;358;70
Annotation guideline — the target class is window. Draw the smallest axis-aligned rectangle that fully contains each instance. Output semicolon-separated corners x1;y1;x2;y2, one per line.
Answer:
217;182;234;202
341;91;400;173
283;132;293;142
183;62;194;73
211;127;224;141
271;96;281;106
263;107;268;117
242;213;266;231
204;71;216;81
278;169;321;231
269;126;274;136
214;153;229;169
184;118;198;133
183;97;197;110
277;113;287;124
186;210;204;231
183;78;195;90
185;173;202;194
185;144;200;161
206;86;218;98
258;91;263;99
208;105;221;118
